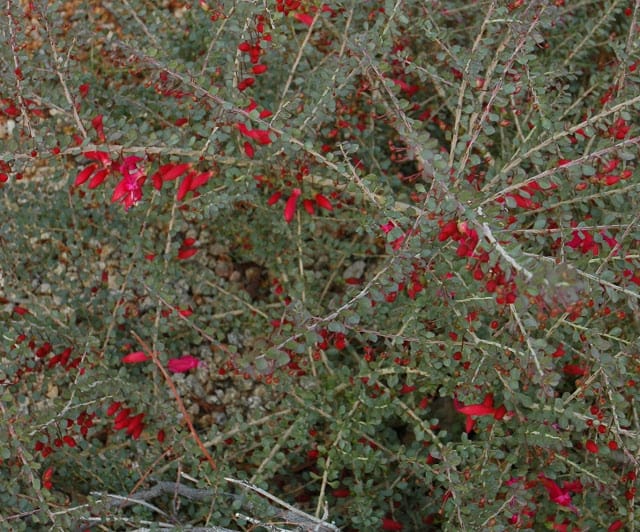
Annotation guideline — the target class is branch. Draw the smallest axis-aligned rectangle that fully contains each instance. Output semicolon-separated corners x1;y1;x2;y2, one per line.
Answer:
131;331;217;470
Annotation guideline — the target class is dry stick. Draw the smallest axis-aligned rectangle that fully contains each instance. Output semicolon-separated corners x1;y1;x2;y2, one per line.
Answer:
141;281;247;359
6;0;33;137
205;280;270;319
562;0;623;69
250;419;298;483
314;400;361;519
274;10;320;121
120;446;177;515
130;331;217;471
481;134;640;206
612;0;639;101
595;213;640;276
448;0;498;170
225;477;340;532
523;253;640;301
204;408;293;449
39;8;88;138
482;94;640;194
509;303;543;377
456;3;546;184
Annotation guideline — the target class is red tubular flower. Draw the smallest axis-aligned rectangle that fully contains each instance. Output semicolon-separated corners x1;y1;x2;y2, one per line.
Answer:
293;12;314;25
149;162;191;191
162;162;191;182
91;114;106;142
176;171;195;201
609;520;624;532
454;393;501;433
399;384;416;394
538;474;578;513
167;355;201;373
42;467;54;490
178;246;198;260
315;193;333;211
122;351;150;364
303;198;315;215
112;156;146;209
83;150;112;165
585;439;599;453
602;175;620;186
130;423;144;440
236;123;272;145
267;191;282;205
189;171;213;191
284;188;301;223
107;401;122;416
125;413;145;435
244;141;255;159
114;407;132;424
381;517;403;531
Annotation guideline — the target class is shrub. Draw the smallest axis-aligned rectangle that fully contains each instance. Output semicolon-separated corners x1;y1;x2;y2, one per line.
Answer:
1;1;639;530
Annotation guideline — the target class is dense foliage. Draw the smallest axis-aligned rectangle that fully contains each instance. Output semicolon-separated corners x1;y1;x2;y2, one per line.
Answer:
1;1;639;530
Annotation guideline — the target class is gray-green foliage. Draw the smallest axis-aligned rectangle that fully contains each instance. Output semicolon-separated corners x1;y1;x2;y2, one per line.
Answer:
1;1;639;530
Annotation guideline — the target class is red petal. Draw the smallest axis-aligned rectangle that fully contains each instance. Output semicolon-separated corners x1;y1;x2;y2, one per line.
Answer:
293;12;314;25
563;364;588;376
244;141;255;159
457;404;495;416
493;404;507;420
107;402;122;416
111;179;129;203
464;416;475;433
249;129;272;145
303;198;315;215
88;168;109;189
176;172;194;201
83;150;111;165
114;408;132;425
74;164;98;186
161;163;191;181
150;170;164;190
481;393;494;408
284;188;301;223
189;171;213;190
130;423;144;439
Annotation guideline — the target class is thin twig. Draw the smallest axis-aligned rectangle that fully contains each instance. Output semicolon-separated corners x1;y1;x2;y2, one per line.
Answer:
131;331;217;470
